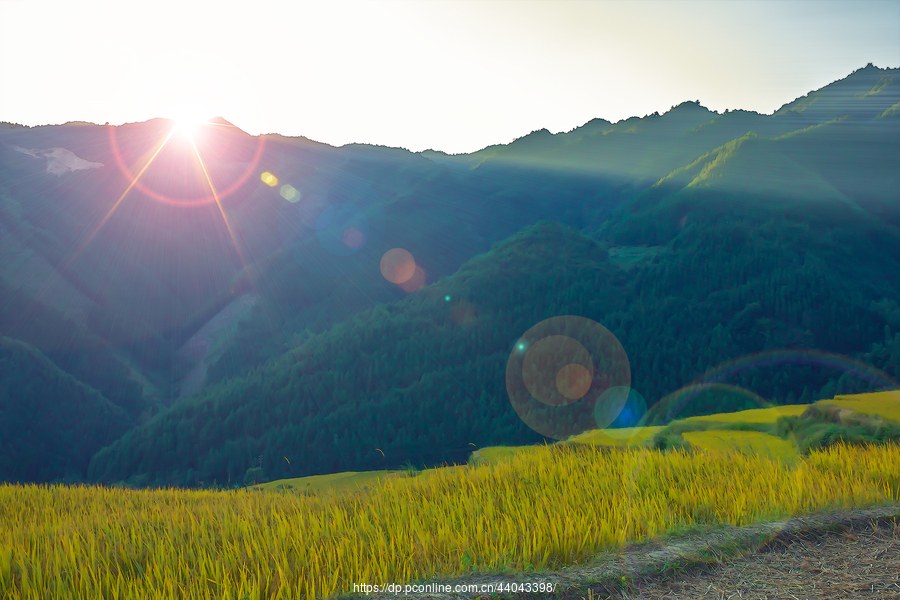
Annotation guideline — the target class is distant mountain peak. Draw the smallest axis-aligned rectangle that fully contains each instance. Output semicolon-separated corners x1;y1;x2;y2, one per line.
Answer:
523;128;553;138
773;63;900;118
673;100;704;109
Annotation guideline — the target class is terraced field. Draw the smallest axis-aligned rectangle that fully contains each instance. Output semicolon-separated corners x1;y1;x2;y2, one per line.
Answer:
259;393;899;496
681;430;799;464
684;404;808;424
820;390;900;424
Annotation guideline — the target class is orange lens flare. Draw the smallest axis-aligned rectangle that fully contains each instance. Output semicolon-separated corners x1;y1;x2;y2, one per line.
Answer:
380;248;416;284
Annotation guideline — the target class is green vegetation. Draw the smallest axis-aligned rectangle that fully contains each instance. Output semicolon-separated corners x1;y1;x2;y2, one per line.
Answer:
0;337;132;482
256;470;396;496
565;426;663;448
0;280;149;419
776;402;900;456
251;391;897;498
86;204;900;486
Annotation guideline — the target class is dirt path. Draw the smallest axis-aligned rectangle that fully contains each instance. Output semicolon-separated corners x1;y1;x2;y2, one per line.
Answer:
348;503;900;600
603;508;900;600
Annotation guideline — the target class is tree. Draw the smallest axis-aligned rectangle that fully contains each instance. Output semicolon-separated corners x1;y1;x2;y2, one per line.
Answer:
243;467;265;486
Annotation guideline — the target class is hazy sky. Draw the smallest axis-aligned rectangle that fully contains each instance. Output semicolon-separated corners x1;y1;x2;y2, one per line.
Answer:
1;0;897;153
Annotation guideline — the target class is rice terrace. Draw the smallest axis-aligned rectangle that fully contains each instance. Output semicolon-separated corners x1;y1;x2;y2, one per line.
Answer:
2;391;900;599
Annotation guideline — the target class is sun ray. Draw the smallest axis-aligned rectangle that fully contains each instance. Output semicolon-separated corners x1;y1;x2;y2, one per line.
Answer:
79;129;176;262
37;127;176;303
15;127;177;334
188;137;255;290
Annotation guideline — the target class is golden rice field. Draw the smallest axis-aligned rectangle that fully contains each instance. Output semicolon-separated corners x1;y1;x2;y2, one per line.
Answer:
256;470;395;495
681;430;799;464
257;466;470;495
564;425;664;447
468;444;545;465
3;442;899;600
684;404;808;424
820;390;900;424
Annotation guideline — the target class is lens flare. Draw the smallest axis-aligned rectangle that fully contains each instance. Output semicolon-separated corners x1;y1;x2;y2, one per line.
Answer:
276;175;386;278
380;248;416;284
280;184;299;202
398;266;426;293
450;301;478;326
650;383;771;425
522;335;593;407
316;203;370;256
693;349;900;392
556;364;593;400
507;316;630;440
107;122;265;208
169;114;209;139
261;171;279;187
596;387;649;437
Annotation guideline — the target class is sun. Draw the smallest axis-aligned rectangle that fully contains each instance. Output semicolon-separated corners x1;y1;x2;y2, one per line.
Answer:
167;109;211;139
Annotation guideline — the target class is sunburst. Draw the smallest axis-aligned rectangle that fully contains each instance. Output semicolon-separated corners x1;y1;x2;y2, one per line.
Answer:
168;110;211;140
53;111;263;296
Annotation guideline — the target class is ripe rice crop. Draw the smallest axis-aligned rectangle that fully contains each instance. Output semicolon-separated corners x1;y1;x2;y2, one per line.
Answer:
685;404;808;424
2;442;899;600
681;430;799;464
565;425;663;447
821;390;900;424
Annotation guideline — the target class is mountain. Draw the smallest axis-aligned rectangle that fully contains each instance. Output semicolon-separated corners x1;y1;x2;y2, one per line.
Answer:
0;336;132;482
86;222;625;485
774;63;900;123
1;64;899;484
88;206;900;487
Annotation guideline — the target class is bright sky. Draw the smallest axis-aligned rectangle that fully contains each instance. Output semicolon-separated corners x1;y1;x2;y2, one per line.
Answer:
1;0;897;154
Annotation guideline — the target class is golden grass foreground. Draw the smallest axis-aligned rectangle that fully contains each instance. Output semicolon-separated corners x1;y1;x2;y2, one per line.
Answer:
2;442;900;600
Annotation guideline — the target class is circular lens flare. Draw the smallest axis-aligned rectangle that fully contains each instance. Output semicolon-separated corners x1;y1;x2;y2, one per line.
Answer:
315;203;370;256
507;316;630;440
523;335;593;407
603;387;649;438
556;364;593;400
398;266;426;293
380;248;416;284
107;121;266;208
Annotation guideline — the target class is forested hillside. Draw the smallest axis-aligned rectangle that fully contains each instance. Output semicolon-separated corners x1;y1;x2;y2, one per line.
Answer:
0;280;152;419
88;207;900;486
1;65;898;485
0;337;132;482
